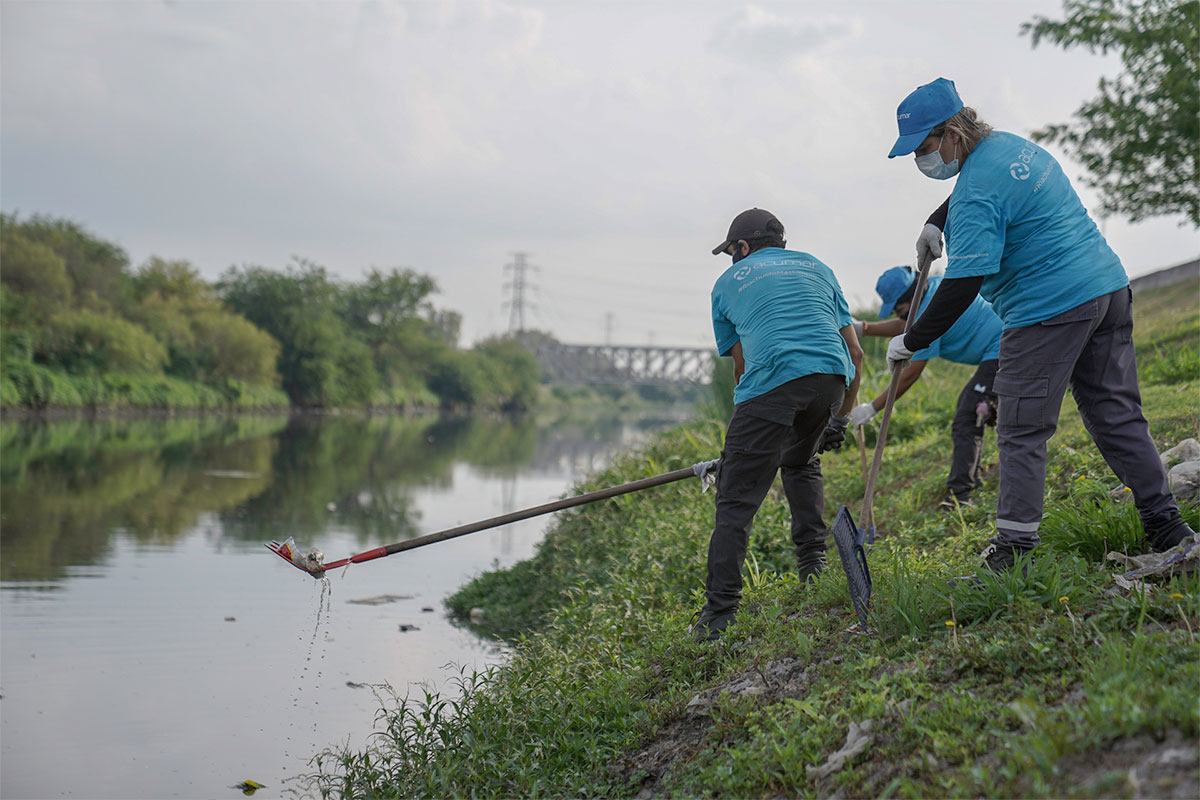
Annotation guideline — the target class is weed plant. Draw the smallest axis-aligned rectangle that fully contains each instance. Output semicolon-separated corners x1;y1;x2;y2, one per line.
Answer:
303;283;1199;798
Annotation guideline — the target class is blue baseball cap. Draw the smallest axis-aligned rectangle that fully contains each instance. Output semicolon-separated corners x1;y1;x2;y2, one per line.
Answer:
887;78;963;158
876;266;915;317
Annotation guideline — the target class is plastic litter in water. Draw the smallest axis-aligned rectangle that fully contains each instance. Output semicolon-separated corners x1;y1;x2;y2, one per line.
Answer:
277;537;326;575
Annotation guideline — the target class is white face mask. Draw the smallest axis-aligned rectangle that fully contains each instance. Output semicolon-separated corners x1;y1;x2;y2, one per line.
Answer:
915;134;959;180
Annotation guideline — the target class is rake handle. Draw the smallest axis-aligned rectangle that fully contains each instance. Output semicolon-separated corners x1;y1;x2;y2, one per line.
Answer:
319;463;709;571
860;250;934;523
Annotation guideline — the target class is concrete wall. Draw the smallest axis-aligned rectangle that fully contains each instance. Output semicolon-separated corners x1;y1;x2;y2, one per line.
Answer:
1130;259;1199;294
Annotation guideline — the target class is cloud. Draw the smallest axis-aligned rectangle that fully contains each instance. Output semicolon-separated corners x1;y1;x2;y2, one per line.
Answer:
707;4;854;70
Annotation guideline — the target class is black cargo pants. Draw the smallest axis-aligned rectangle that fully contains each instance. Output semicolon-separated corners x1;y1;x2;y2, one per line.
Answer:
947;359;999;500
704;373;846;617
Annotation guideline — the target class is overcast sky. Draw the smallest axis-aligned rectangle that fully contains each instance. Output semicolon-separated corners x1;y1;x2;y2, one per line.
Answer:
3;1;1197;348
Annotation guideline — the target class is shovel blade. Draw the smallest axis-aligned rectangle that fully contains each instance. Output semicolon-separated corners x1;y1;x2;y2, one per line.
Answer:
831;506;873;630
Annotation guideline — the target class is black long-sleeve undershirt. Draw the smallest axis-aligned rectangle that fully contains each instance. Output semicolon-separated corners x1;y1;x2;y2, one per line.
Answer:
927;197;950;230
903;274;986;352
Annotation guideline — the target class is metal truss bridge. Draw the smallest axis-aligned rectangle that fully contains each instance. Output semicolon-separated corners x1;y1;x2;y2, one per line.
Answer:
536;342;716;386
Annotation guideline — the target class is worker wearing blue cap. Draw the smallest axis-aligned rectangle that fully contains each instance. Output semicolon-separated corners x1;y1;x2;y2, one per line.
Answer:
883;77;1195;572
693;208;864;641
851;265;1001;508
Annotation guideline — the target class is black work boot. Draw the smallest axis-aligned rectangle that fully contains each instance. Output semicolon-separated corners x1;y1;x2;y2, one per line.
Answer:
939;492;974;511
690;605;736;642
795;547;827;584
1147;520;1198;553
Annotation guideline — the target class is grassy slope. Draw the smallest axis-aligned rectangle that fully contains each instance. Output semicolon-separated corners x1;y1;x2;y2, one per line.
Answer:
307;283;1199;799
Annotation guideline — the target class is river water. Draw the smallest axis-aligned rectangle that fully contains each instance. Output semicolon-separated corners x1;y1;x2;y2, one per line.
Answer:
0;410;688;799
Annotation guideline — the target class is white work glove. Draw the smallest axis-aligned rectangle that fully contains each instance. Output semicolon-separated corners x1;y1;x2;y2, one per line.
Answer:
916;222;944;262
886;334;914;373
851;318;864;338
848;402;877;427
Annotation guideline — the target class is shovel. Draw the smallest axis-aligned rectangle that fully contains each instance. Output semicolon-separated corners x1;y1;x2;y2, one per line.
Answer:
267;457;720;578
831;251;934;629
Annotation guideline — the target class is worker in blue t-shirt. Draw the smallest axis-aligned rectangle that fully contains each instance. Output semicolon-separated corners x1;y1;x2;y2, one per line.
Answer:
693;208;863;641
851;266;1001;508
885;77;1195;573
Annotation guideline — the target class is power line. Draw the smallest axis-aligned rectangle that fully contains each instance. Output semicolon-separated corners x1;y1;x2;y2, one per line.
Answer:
538;285;705;319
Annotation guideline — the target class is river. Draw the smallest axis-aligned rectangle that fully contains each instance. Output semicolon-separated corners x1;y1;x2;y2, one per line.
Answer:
0;409;690;799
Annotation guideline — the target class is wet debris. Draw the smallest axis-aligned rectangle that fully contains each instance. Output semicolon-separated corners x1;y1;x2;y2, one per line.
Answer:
347;594;413;605
808;719;874;779
685;658;810;717
275;537;326;574
1108;535;1200;583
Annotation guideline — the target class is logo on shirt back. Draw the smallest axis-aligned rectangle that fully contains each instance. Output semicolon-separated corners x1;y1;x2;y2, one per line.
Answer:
1009;144;1038;180
734;265;752;280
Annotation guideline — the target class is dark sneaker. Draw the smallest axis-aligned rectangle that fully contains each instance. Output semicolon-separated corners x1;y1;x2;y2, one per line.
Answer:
950;542;1032;586
981;542;1032;574
1148;520;1198;553
690;607;736;642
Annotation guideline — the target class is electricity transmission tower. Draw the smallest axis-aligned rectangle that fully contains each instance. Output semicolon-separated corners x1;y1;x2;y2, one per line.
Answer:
503;252;539;335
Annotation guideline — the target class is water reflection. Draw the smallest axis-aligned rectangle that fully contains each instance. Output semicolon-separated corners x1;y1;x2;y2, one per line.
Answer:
0;408;690;800
0;410;684;583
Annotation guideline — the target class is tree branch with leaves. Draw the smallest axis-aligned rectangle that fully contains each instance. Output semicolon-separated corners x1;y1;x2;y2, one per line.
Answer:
1022;0;1199;226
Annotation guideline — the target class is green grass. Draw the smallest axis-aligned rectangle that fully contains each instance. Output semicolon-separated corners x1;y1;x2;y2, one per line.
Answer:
301;282;1200;798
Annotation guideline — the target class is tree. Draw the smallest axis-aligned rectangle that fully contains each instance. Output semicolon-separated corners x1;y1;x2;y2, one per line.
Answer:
217;261;378;405
1022;0;1199;225
5;214;133;310
471;336;540;411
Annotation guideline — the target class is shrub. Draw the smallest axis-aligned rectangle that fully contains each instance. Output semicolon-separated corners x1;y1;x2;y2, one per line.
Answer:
188;308;281;385
38;309;167;374
1141;343;1200;384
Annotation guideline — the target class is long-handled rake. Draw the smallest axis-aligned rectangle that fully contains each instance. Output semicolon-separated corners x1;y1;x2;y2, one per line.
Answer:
267;458;719;578
830;251;934;630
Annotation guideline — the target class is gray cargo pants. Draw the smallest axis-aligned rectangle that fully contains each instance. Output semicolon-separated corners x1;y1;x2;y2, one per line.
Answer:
704;373;846;616
991;286;1182;550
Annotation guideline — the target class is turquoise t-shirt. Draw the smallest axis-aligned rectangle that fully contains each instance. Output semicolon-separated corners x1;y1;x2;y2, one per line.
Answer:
910;274;1001;364
711;247;854;406
944;131;1128;329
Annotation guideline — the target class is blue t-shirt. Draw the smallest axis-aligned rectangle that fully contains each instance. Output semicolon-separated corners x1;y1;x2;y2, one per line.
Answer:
711;247;854;405
909;274;1001;364
945;131;1128;329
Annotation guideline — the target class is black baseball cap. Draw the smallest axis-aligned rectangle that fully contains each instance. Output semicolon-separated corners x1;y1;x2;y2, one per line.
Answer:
712;208;784;255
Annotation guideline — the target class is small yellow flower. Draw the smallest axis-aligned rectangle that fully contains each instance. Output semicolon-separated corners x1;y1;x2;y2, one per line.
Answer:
1171;593;1184;600
1058;596;1069;604
1124;487;1132;492
945;620;956;627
